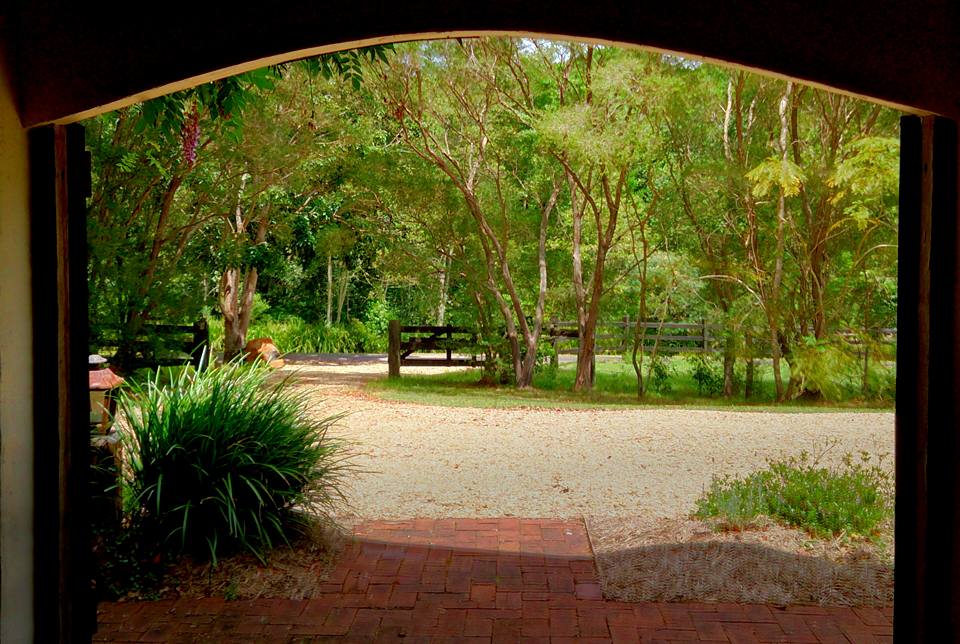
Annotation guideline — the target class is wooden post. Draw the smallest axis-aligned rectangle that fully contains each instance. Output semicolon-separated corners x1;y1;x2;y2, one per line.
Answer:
30;124;95;642
388;320;401;378
192;318;209;370
446;324;452;364
896;115;960;642
622;314;630;353
701;318;708;353
550;317;559;369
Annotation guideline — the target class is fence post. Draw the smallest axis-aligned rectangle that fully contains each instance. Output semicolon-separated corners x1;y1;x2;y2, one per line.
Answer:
622;314;630;353
701;318;708;353
388;320;401;378
446;324;452;365
550;317;559;369
192;318;209;370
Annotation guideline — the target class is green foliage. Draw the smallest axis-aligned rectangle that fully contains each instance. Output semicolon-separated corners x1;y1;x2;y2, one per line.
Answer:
694;442;893;539
86;37;900;402
208;315;385;354
788;337;859;401
831;137;900;202
746;156;805;197
371;358;892;410
91;520;167;600
118;361;350;563
534;339;560;385
649;357;673;393
687;354;724;396
128;365;197;389
363;296;395;341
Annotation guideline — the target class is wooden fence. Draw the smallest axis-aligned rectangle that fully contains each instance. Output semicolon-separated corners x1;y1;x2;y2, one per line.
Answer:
387;318;897;377
388;321;484;377
94;319;210;372
547;317;720;357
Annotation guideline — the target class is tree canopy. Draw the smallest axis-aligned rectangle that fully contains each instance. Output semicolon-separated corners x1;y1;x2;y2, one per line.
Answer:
87;37;899;401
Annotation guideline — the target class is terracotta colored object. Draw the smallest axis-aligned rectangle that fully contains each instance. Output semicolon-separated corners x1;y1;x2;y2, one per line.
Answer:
243;337;285;369
88;367;124;391
89;367;125;433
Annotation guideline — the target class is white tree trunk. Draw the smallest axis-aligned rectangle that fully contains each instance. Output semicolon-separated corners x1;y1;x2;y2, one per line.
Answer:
326;254;333;326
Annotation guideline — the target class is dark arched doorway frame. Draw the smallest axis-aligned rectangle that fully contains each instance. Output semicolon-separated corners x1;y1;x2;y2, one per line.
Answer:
17;4;959;640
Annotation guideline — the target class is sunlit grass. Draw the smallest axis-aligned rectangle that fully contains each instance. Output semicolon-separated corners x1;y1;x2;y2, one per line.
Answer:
366;358;894;412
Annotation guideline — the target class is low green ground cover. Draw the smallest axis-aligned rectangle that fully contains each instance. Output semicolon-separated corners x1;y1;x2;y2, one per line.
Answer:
368;357;895;411
693;442;894;540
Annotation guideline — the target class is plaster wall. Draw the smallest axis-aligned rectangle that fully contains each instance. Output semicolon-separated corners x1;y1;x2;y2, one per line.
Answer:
0;39;34;644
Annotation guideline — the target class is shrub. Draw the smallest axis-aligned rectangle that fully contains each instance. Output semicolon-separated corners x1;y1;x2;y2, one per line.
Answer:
687;354;724;396
649;357;673;393
118;360;350;563
534;338;559;384
788;337;860;401
208;315;384;354
694;441;893;539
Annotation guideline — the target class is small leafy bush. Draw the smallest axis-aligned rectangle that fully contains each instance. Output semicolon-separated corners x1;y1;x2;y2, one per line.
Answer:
534;338;559;384
788;337;860;401
119;361;350;563
649;357;673;393
694;442;893;539
687;354;724;396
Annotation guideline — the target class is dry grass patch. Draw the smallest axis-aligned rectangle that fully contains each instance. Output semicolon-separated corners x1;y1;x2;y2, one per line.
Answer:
113;520;349;602
586;515;892;607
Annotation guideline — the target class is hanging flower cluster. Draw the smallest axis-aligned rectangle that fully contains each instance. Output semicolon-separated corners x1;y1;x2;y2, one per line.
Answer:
181;105;200;166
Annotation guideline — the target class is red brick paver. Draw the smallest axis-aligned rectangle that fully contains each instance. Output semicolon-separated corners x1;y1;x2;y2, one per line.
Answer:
95;518;893;642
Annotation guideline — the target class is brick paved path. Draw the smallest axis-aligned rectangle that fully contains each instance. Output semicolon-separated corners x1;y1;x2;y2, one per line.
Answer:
95;518;893;643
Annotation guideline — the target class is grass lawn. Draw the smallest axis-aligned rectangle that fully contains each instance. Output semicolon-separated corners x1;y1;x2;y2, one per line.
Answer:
366;357;895;412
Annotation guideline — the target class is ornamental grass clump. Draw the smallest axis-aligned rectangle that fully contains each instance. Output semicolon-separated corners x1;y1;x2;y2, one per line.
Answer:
118;360;349;564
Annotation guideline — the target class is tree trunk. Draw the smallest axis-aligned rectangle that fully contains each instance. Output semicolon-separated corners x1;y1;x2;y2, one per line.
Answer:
518;338;538;388
326;254;333;326
220;219;266;361
220;267;244;361
571;169;624;392
723;335;737;397
766;83;792;402
436;254;450;325
861;285;872;396
335;270;349;324
631;232;651;399
769;326;784;401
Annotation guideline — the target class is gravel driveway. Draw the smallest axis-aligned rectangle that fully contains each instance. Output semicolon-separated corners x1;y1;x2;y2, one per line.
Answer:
283;355;894;521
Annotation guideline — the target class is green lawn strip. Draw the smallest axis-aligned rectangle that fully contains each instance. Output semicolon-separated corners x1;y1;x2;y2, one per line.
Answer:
364;362;894;413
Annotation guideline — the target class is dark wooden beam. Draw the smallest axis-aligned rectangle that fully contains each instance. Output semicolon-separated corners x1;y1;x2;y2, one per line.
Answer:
896;115;960;641
13;1;960;126
29;123;93;643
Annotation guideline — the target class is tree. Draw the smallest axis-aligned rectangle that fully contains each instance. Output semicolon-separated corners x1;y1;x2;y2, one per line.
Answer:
377;40;562;387
87;70;277;368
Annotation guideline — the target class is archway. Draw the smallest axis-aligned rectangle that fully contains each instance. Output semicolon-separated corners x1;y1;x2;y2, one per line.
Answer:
10;5;959;641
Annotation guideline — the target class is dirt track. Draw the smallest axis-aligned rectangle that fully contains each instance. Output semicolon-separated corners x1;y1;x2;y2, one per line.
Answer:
282;355;895;521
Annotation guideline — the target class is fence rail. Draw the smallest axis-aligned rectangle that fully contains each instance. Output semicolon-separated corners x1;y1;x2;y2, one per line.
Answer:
387;318;897;377
548;317;721;356
94;319;209;372
388;321;483;377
